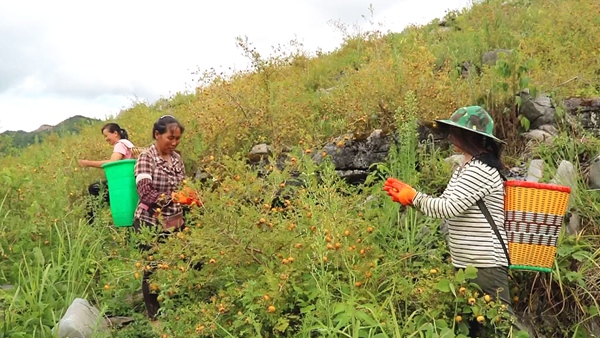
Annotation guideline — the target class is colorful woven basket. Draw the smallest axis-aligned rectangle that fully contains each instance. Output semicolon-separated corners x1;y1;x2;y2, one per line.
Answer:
504;180;571;272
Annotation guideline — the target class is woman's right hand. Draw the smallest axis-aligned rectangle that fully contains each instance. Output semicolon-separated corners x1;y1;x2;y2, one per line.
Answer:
172;187;202;206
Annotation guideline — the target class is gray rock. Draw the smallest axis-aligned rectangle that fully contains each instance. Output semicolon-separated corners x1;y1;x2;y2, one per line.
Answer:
247;144;273;162
313;129;394;184
53;298;109;338
563;97;600;134
588;154;600;189
507;166;527;180
482;49;512;65
537;124;559;136
526;159;545;182
521;129;554;144
519;89;556;129
550;160;581;235
106;316;135;328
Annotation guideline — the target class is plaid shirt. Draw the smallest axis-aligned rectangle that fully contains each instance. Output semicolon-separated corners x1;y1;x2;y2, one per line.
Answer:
134;144;186;225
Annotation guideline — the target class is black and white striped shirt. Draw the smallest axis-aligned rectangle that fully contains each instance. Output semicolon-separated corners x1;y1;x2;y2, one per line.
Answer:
412;159;509;268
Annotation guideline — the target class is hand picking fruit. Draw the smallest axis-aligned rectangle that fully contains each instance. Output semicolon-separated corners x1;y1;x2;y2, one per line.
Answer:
382;177;417;206
172;186;203;206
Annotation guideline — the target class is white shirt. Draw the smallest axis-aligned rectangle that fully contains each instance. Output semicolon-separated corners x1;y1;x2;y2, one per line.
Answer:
412;159;509;268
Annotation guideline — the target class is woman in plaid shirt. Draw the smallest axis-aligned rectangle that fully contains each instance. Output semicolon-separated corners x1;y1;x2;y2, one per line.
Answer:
133;115;186;319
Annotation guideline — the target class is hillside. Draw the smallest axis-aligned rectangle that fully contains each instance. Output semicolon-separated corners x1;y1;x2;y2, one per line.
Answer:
0;115;99;156
0;0;599;337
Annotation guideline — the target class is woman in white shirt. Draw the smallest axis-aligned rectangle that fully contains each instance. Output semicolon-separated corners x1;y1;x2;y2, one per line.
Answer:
384;106;531;336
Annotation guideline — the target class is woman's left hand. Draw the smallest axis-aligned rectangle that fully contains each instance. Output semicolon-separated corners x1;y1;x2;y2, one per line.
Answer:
78;160;89;167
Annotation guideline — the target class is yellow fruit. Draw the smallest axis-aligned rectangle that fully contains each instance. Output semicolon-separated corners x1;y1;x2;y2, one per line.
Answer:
429;268;438;274
484;294;492;303
476;315;485;323
468;297;476;305
458;287;466;294
267;305;276;313
263;295;270;301
103;284;110;290
455;315;462;323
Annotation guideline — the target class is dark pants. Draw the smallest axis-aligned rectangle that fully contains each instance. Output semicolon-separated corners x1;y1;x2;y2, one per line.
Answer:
132;219;178;320
464;266;532;337
131;218;203;319
86;180;110;225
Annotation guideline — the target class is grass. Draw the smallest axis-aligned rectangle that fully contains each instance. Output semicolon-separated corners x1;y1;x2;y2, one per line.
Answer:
0;0;600;336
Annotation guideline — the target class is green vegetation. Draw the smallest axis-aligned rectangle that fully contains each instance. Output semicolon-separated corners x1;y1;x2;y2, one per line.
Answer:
1;0;599;337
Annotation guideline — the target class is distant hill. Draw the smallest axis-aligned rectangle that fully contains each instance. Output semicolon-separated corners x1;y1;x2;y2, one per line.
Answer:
0;115;100;155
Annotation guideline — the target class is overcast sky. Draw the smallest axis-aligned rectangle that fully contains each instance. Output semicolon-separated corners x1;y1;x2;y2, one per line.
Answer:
0;0;471;132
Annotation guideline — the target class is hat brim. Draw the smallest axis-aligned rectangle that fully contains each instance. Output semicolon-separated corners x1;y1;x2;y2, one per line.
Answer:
435;119;506;144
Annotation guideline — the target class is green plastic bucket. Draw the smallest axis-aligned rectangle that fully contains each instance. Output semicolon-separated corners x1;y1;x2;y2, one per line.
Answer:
101;159;139;227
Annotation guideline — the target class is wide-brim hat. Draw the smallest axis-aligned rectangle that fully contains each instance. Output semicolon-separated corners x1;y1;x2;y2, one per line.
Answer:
428;106;506;144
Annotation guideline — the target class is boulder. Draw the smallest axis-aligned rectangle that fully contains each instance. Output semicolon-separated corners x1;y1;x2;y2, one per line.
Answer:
482;49;512;65
518;89;556;129
563;97;600;134
312;129;393;184
53;298;109;338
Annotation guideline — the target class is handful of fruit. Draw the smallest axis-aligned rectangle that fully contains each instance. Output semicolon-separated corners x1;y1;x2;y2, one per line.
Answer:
172;186;203;206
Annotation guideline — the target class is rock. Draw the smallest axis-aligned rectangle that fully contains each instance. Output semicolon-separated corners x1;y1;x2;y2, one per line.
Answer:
550;160;577;188
588;154;600;189
482;49;512;65
518;89;556;129
106;316;135;328
521;129;554;144
313;129;393;185
53;298;109;338
563;97;600;134
537;124;559;136
460;61;476;78
247;144;273;162
507;165;527;180
550;160;578;234
526;159;545;182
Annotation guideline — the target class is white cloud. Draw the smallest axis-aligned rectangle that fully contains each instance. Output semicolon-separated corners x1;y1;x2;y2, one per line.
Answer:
0;0;471;132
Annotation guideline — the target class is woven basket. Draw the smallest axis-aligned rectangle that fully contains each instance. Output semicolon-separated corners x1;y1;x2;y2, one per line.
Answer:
504;180;571;272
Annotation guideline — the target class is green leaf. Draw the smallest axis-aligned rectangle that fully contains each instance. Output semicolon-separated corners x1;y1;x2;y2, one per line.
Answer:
437;279;451;293
571;250;588;261
519;115;531;131
435;319;449;329
565;271;583;283
439;327;455;337
590;305;599;316
464;266;478;280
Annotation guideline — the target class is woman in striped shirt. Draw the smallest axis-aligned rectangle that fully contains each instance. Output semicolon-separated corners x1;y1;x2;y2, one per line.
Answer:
384;106;529;334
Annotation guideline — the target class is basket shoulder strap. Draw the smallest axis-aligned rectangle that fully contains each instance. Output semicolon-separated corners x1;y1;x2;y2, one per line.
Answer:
476;199;512;266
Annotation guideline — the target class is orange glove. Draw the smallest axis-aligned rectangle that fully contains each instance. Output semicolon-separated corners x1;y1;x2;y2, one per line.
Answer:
383;177;417;206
